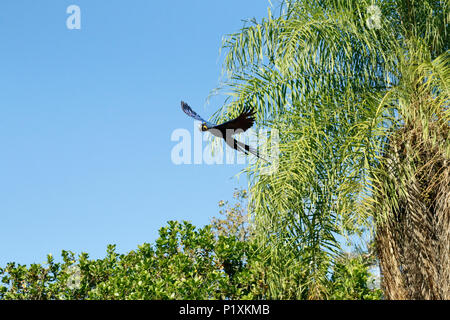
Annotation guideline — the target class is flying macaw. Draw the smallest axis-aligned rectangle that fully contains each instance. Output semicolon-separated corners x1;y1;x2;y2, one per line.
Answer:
181;101;263;159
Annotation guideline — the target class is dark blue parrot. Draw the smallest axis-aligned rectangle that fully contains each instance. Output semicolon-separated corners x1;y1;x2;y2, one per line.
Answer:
181;101;263;159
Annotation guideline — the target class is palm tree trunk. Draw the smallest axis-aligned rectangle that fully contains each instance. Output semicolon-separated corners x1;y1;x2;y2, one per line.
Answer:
375;117;449;299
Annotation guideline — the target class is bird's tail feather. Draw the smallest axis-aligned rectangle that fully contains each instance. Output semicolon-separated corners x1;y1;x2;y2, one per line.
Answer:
233;139;269;163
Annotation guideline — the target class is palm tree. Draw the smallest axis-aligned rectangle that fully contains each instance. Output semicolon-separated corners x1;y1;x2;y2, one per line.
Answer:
213;0;449;299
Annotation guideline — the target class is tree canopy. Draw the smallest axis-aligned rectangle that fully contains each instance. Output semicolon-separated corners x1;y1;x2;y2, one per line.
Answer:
213;0;448;298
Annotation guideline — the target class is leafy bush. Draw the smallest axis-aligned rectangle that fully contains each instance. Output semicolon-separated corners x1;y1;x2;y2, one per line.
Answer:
328;254;383;300
1;220;266;300
0;190;381;300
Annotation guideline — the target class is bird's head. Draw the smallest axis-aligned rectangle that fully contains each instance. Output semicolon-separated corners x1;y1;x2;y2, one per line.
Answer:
199;123;209;132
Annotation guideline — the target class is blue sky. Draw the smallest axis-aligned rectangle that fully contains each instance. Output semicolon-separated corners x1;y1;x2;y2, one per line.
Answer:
0;0;271;266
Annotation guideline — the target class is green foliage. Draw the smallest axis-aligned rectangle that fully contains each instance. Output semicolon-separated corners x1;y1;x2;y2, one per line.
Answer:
328;254;383;300
0;220;260;300
213;0;448;299
0;190;381;300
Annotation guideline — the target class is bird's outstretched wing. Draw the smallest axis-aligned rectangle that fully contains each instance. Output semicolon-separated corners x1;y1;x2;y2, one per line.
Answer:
212;106;255;133
181;101;215;127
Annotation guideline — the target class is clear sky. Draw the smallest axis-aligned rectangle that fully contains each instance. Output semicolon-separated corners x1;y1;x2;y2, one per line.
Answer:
0;0;271;266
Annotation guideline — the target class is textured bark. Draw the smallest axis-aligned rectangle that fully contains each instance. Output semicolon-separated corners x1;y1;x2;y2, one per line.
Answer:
374;112;449;300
